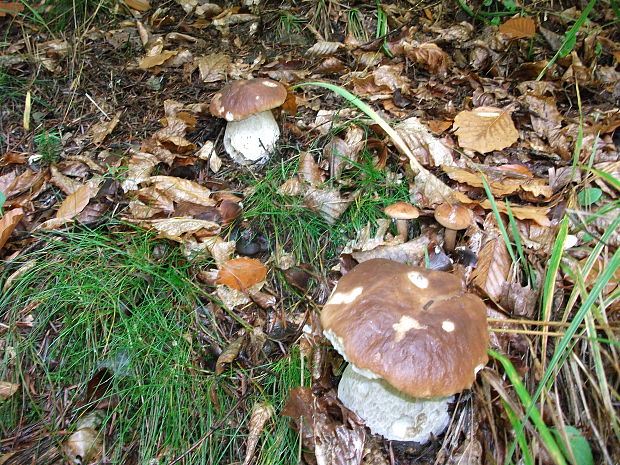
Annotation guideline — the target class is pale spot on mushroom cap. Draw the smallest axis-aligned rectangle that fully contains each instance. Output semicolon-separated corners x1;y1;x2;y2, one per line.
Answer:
262;81;279;87
225;112;235;121
255;95;260;100
407;271;429;288
328;286;363;305
442;320;455;332
393;315;426;342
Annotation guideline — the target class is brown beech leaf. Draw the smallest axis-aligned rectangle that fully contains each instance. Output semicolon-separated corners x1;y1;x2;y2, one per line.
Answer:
136;217;220;240
471;237;512;301
242;403;275;465
217;257;267;291
0;381;19;400
124;0;150;11
453;106;519;153
147;176;216;207
56;182;100;220
89;111;122;145
0;2;24;16
499;17;536;39
138;50;180;69
0;208;24;250
403;42;450;75
480;200;551;226
215;335;244;375
196;53;231;82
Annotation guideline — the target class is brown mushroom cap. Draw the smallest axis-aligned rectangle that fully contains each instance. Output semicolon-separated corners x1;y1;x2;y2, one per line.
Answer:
384;201;420;219
321;258;488;398
210;79;287;122
434;203;473;230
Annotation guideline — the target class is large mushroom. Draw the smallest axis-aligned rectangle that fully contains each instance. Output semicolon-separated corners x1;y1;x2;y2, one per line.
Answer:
210;78;287;166
320;258;488;443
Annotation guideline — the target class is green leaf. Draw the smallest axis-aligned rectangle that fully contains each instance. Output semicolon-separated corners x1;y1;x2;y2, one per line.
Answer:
502;0;517;11
578;187;602;206
551;426;594;465
0;190;5;211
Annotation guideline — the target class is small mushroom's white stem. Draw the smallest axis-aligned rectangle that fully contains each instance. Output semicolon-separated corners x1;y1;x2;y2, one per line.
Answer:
443;228;457;251
395;220;408;242
337;364;451;443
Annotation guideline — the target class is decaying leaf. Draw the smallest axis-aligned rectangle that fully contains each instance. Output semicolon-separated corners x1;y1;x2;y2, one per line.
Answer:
55;182;100;220
283;387;365;465
453;106;519;153
64;428;103;464
0;208;24;250
499;17;536;39
403;42;450;75
136;217;220;240
215;335;244;375
0;381;19;400
138;50;180;69
306;41;343;56
89;111;122;145
217;257;267;291
147;176;216;206
242;403;275;465
480;200;551;226
0;2;24;16
471;237;512;301
196;53;231;82
396;117;455;168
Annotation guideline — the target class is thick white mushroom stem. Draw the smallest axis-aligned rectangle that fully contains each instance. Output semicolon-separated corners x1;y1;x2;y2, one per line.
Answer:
223;110;280;165
338;364;451;443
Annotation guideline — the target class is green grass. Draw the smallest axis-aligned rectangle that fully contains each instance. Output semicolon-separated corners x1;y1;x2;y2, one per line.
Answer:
0;225;304;463
17;0;116;32
241;142;410;267
33;128;62;164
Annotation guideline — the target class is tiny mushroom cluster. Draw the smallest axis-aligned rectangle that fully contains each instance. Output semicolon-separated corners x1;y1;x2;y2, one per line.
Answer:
320;258;489;443
210;78;287;166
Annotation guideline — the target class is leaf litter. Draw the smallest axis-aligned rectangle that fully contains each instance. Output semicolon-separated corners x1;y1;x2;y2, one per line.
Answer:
1;0;619;464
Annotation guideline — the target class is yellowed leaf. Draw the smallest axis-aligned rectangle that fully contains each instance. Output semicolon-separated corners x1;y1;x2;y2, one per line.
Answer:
137;217;220;240
0;381;19;400
519;179;553;201
124;0;150;11
56;183;98;220
0;208;24;251
453;106;519;153
217;257;267;291
89;111;122;145
243;403;275;465
480;199;551;226
471;237;512;300
138;50;179;69
499;17;536;39
147;176;216;206
443;165;520;196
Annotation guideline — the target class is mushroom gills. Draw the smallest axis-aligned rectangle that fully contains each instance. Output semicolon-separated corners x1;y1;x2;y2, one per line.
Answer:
338;364;452;443
223;110;280;165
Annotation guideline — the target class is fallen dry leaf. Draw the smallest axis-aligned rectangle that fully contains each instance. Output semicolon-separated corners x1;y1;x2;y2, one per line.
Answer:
124;0;150;11
283;387;365;465
0;2;23;16
480;199;551;226
56;182;100;220
217;257;267;291
499;17;536;39
242;403;275;465
137;217;220;240
471;237;512;301
453;106;519;153
215;335;244;375
89;111;122;145
196;53;231;82
403;42;450;75
0;381;19;400
0;208;24;251
147;176;216;207
396;117;455;167
306;41;343;56
138;50;180;69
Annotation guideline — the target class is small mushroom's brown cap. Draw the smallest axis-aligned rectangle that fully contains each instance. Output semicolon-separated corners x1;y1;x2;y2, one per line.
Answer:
321;258;488;397
210;79;287;122
384;201;419;219
434;203;472;230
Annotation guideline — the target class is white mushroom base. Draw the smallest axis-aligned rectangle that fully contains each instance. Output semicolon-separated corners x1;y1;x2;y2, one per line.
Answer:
338;364;452;443
224;111;280;165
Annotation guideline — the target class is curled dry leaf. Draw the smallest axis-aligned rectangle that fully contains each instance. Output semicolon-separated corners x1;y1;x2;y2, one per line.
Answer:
403;42;450;76
306;41;344;56
147;176;216;206
453;106;519;153
499;17;536;39
64;428;103;464
89;111;122;145
480;199;551;226
0;208;24;250
0;381;19;400
471;237;512;301
283;387;365;465
217;257;267;291
242;403;275;465
396;117;455;167
215;335;244;375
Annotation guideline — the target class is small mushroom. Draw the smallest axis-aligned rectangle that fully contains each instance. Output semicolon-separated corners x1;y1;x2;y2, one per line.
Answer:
210;78;287;166
320;258;488;443
384;201;419;242
434;203;473;252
